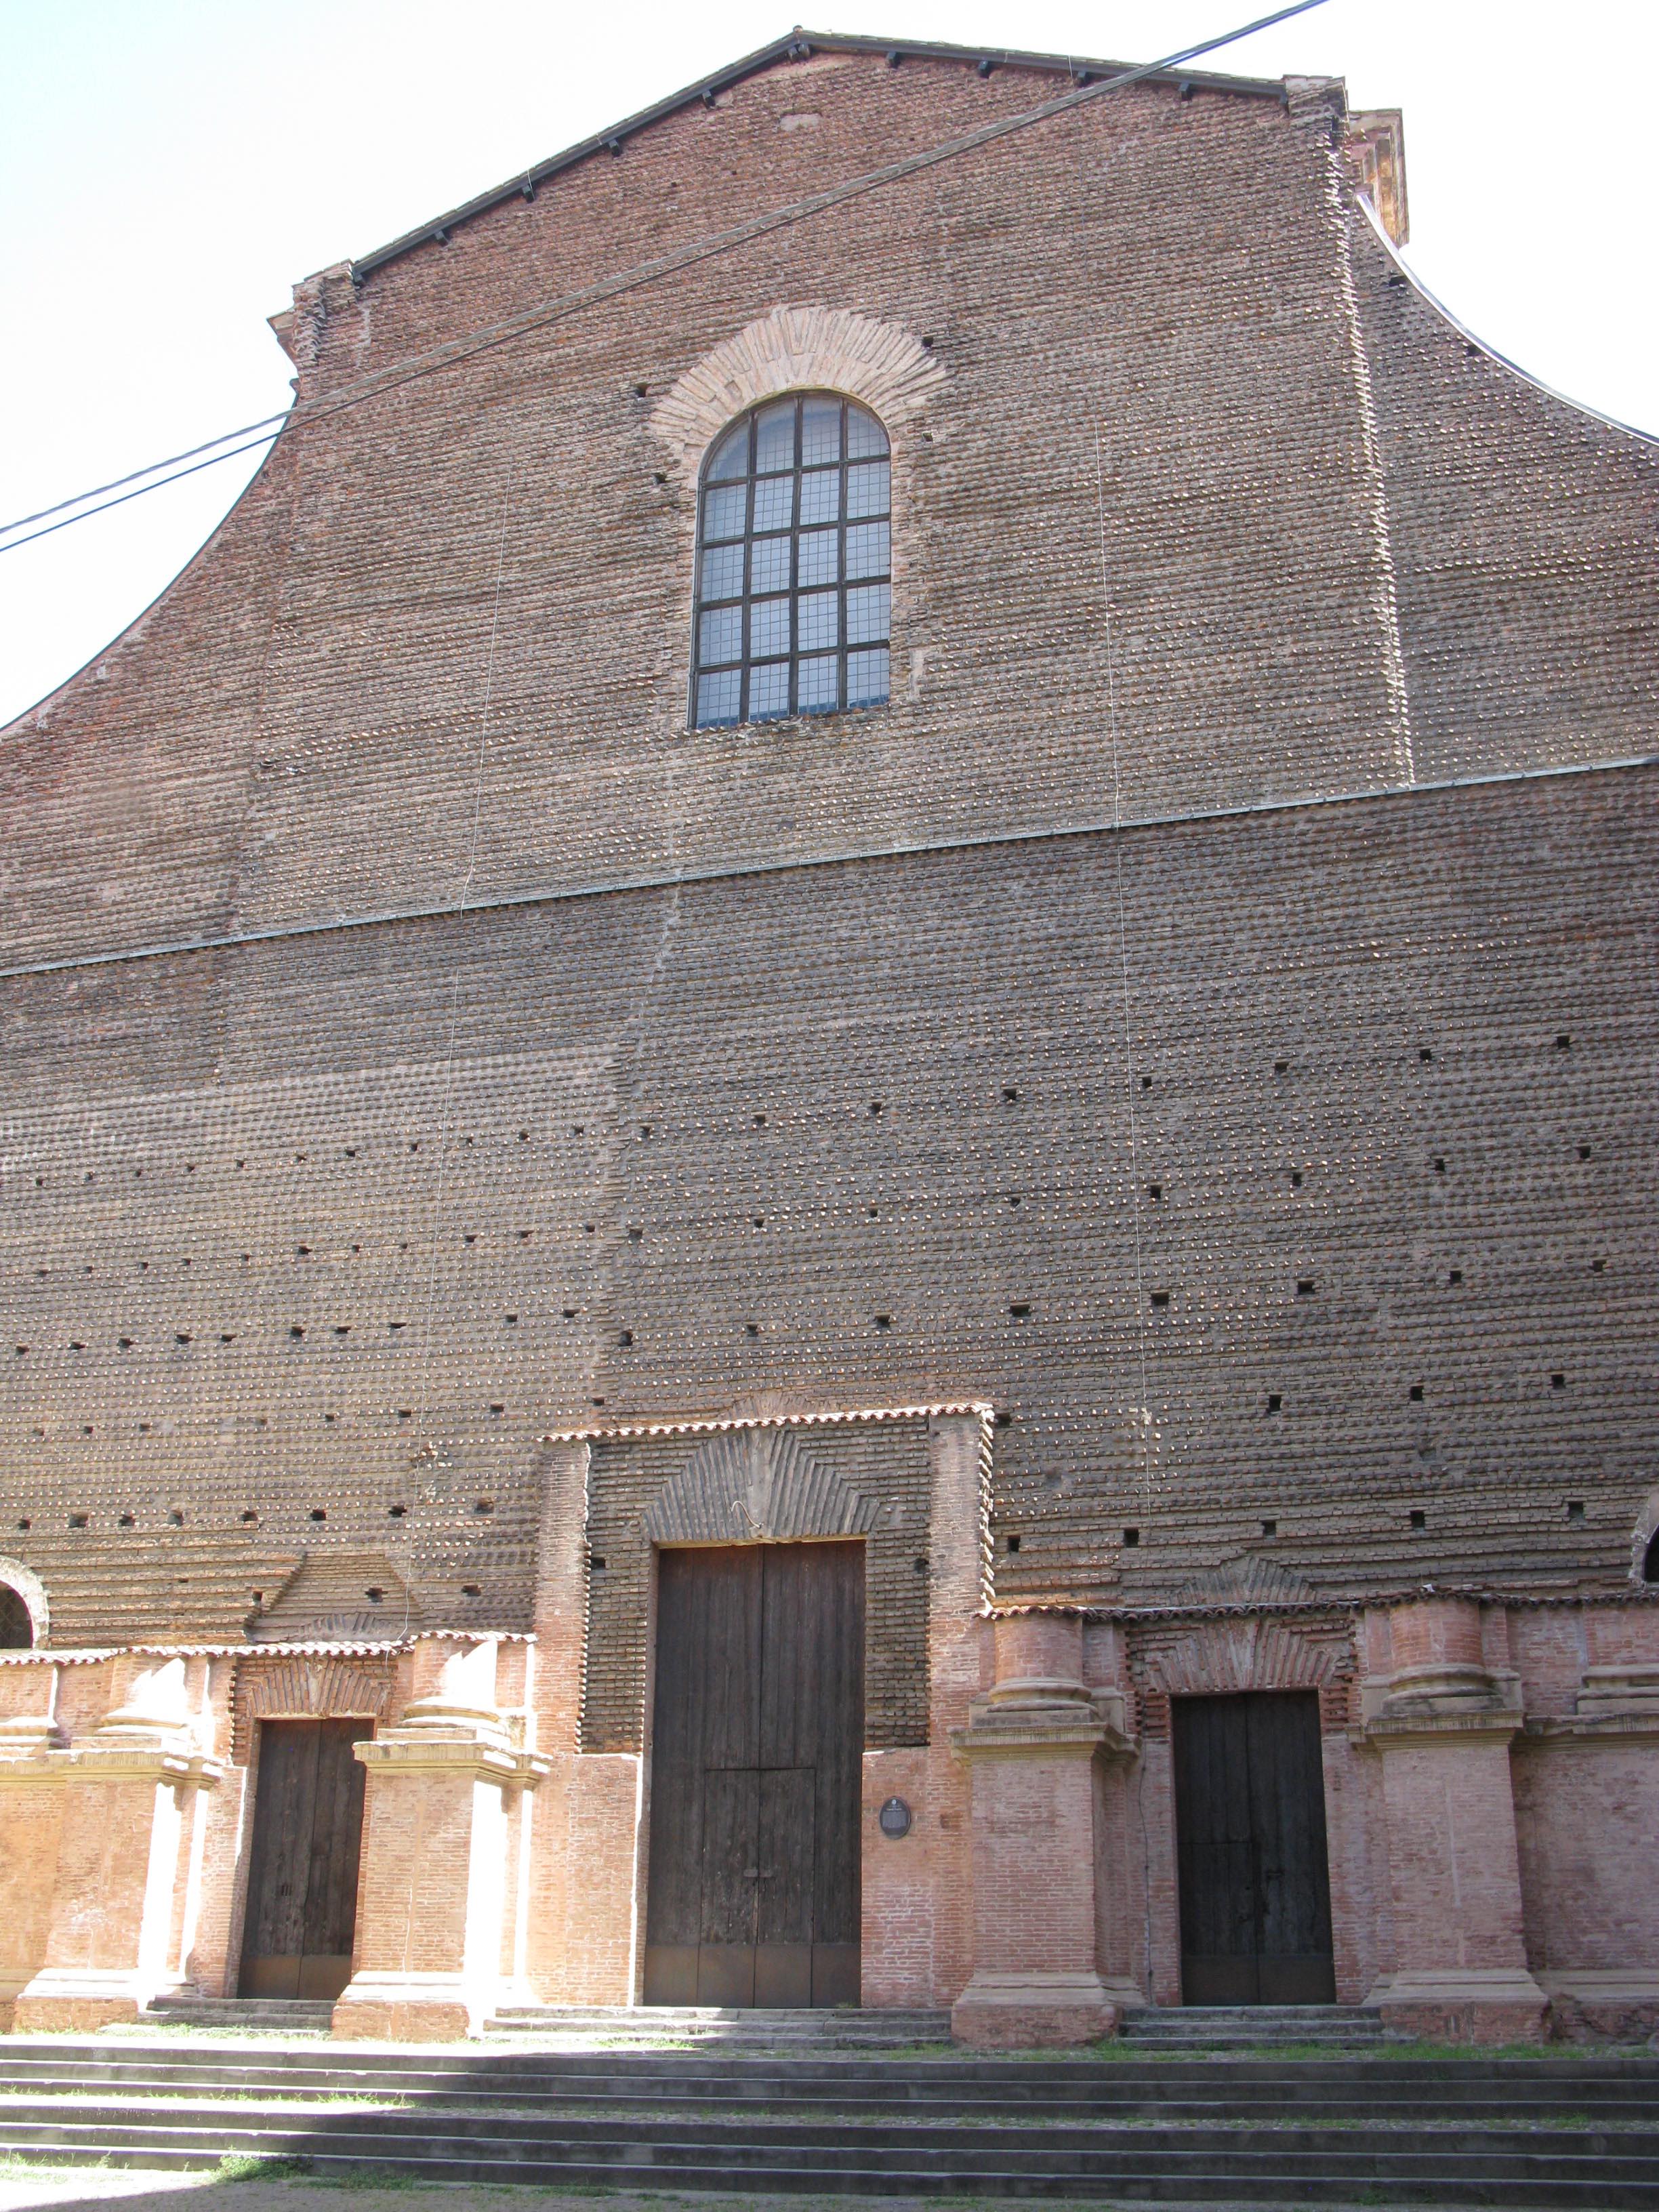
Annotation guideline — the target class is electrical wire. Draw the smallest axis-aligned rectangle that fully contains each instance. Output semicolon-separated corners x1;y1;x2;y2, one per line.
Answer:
1;0;1330;559
0;414;288;537
0;431;284;554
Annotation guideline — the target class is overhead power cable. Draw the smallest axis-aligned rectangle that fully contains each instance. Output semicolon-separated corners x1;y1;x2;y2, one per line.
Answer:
0;413;289;537
0;428;285;555
1;0;1330;559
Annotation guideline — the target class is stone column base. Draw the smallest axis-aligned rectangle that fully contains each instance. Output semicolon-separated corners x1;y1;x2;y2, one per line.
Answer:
1538;1971;1659;2046
12;1967;164;2035
1366;1967;1549;2045
951;1969;1133;2048
331;1971;486;2042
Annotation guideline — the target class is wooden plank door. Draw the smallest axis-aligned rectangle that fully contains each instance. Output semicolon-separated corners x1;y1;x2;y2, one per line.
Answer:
239;1718;371;2000
644;1541;863;2008
1172;1691;1336;2006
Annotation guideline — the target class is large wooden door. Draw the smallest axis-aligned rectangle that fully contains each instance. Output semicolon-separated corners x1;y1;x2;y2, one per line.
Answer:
239;1719;371;2000
1172;1691;1336;2005
644;1542;863;2008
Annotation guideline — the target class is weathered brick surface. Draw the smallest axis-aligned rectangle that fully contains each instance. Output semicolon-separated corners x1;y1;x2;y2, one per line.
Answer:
3;770;1659;1633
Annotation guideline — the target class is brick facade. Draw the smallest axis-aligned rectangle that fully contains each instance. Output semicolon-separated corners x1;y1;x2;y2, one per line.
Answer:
1;34;1655;2041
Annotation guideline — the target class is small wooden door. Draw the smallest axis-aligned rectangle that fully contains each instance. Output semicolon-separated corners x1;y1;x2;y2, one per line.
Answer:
239;1719;371;2000
644;1542;863;2008
1172;1691;1336;2006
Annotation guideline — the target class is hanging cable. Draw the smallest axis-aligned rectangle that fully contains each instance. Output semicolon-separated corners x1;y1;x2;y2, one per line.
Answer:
0;430;285;554
0;414;289;537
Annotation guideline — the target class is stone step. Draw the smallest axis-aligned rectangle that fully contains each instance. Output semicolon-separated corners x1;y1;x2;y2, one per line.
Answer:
142;1996;333;2033
484;2004;952;2047
0;2064;1654;2123
0;2106;1653;2205
1123;2005;1386;2048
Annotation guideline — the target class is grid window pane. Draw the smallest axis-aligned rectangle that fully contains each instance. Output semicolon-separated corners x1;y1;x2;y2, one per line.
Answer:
847;462;890;519
750;537;791;595
798;529;838;588
751;598;792;658
700;542;744;600
699;605;742;665
708;424;749;480
846;584;890;647
799;468;840;526
799;655;839;712
696;670;742;726
847;408;888;459
703;483;747;541
799;590;839;654
801;397;842;466
750;662;792;719
847;649;889;707
845;523;889;581
692;394;894;729
755;401;796;473
752;477;793;533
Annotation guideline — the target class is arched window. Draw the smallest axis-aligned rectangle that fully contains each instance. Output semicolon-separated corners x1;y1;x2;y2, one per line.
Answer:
1644;1528;1659;1584
0;1586;33;1649
692;392;890;729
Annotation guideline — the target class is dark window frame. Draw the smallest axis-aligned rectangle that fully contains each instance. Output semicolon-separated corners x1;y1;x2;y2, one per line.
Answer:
691;391;892;731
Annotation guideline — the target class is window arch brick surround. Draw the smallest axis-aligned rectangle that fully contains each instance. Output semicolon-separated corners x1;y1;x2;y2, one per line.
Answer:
648;304;945;488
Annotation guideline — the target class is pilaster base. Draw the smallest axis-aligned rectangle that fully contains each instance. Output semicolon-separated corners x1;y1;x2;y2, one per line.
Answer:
951;1969;1128;2048
1538;1971;1659;2045
331;1970;488;2042
12;1967;165;2035
1366;1967;1549;2044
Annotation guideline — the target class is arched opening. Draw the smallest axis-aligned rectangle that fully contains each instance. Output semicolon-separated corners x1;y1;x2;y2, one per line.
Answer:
1644;1528;1659;1584
0;1585;35;1648
691;391;890;729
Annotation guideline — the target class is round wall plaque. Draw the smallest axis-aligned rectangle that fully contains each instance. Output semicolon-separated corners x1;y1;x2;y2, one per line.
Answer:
878;1795;913;1839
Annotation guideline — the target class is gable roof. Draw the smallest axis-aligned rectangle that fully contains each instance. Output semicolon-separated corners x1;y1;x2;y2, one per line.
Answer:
349;26;1286;285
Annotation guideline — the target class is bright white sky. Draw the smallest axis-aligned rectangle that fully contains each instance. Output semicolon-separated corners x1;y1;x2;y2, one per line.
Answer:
2;0;1654;729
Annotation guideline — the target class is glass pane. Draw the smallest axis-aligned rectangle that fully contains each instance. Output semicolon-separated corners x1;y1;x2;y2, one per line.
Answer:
754;400;796;473
702;483;747;541
847;648;888;707
752;477;793;533
799;590;839;654
846;405;888;459
798;529;838;588
750;661;791;720
799;468;840;526
845;522;889;581
699;542;743;600
696;669;741;726
750;598;792;658
846;583;890;647
698;605;742;666
750;536;791;596
800;397;842;466
847;462;890;519
799;655;839;713
707;423;749;481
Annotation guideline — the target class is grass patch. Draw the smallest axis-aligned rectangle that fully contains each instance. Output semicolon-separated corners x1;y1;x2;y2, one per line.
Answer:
216;2150;314;2182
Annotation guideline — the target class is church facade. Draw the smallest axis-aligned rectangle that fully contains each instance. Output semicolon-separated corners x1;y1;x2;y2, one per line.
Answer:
1;30;1656;2046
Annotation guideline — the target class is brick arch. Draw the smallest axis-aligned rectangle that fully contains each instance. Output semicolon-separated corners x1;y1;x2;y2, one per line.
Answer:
0;1557;49;1647
643;1423;877;1545
647;304;945;486
1137;1616;1351;1700
231;1654;394;1764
